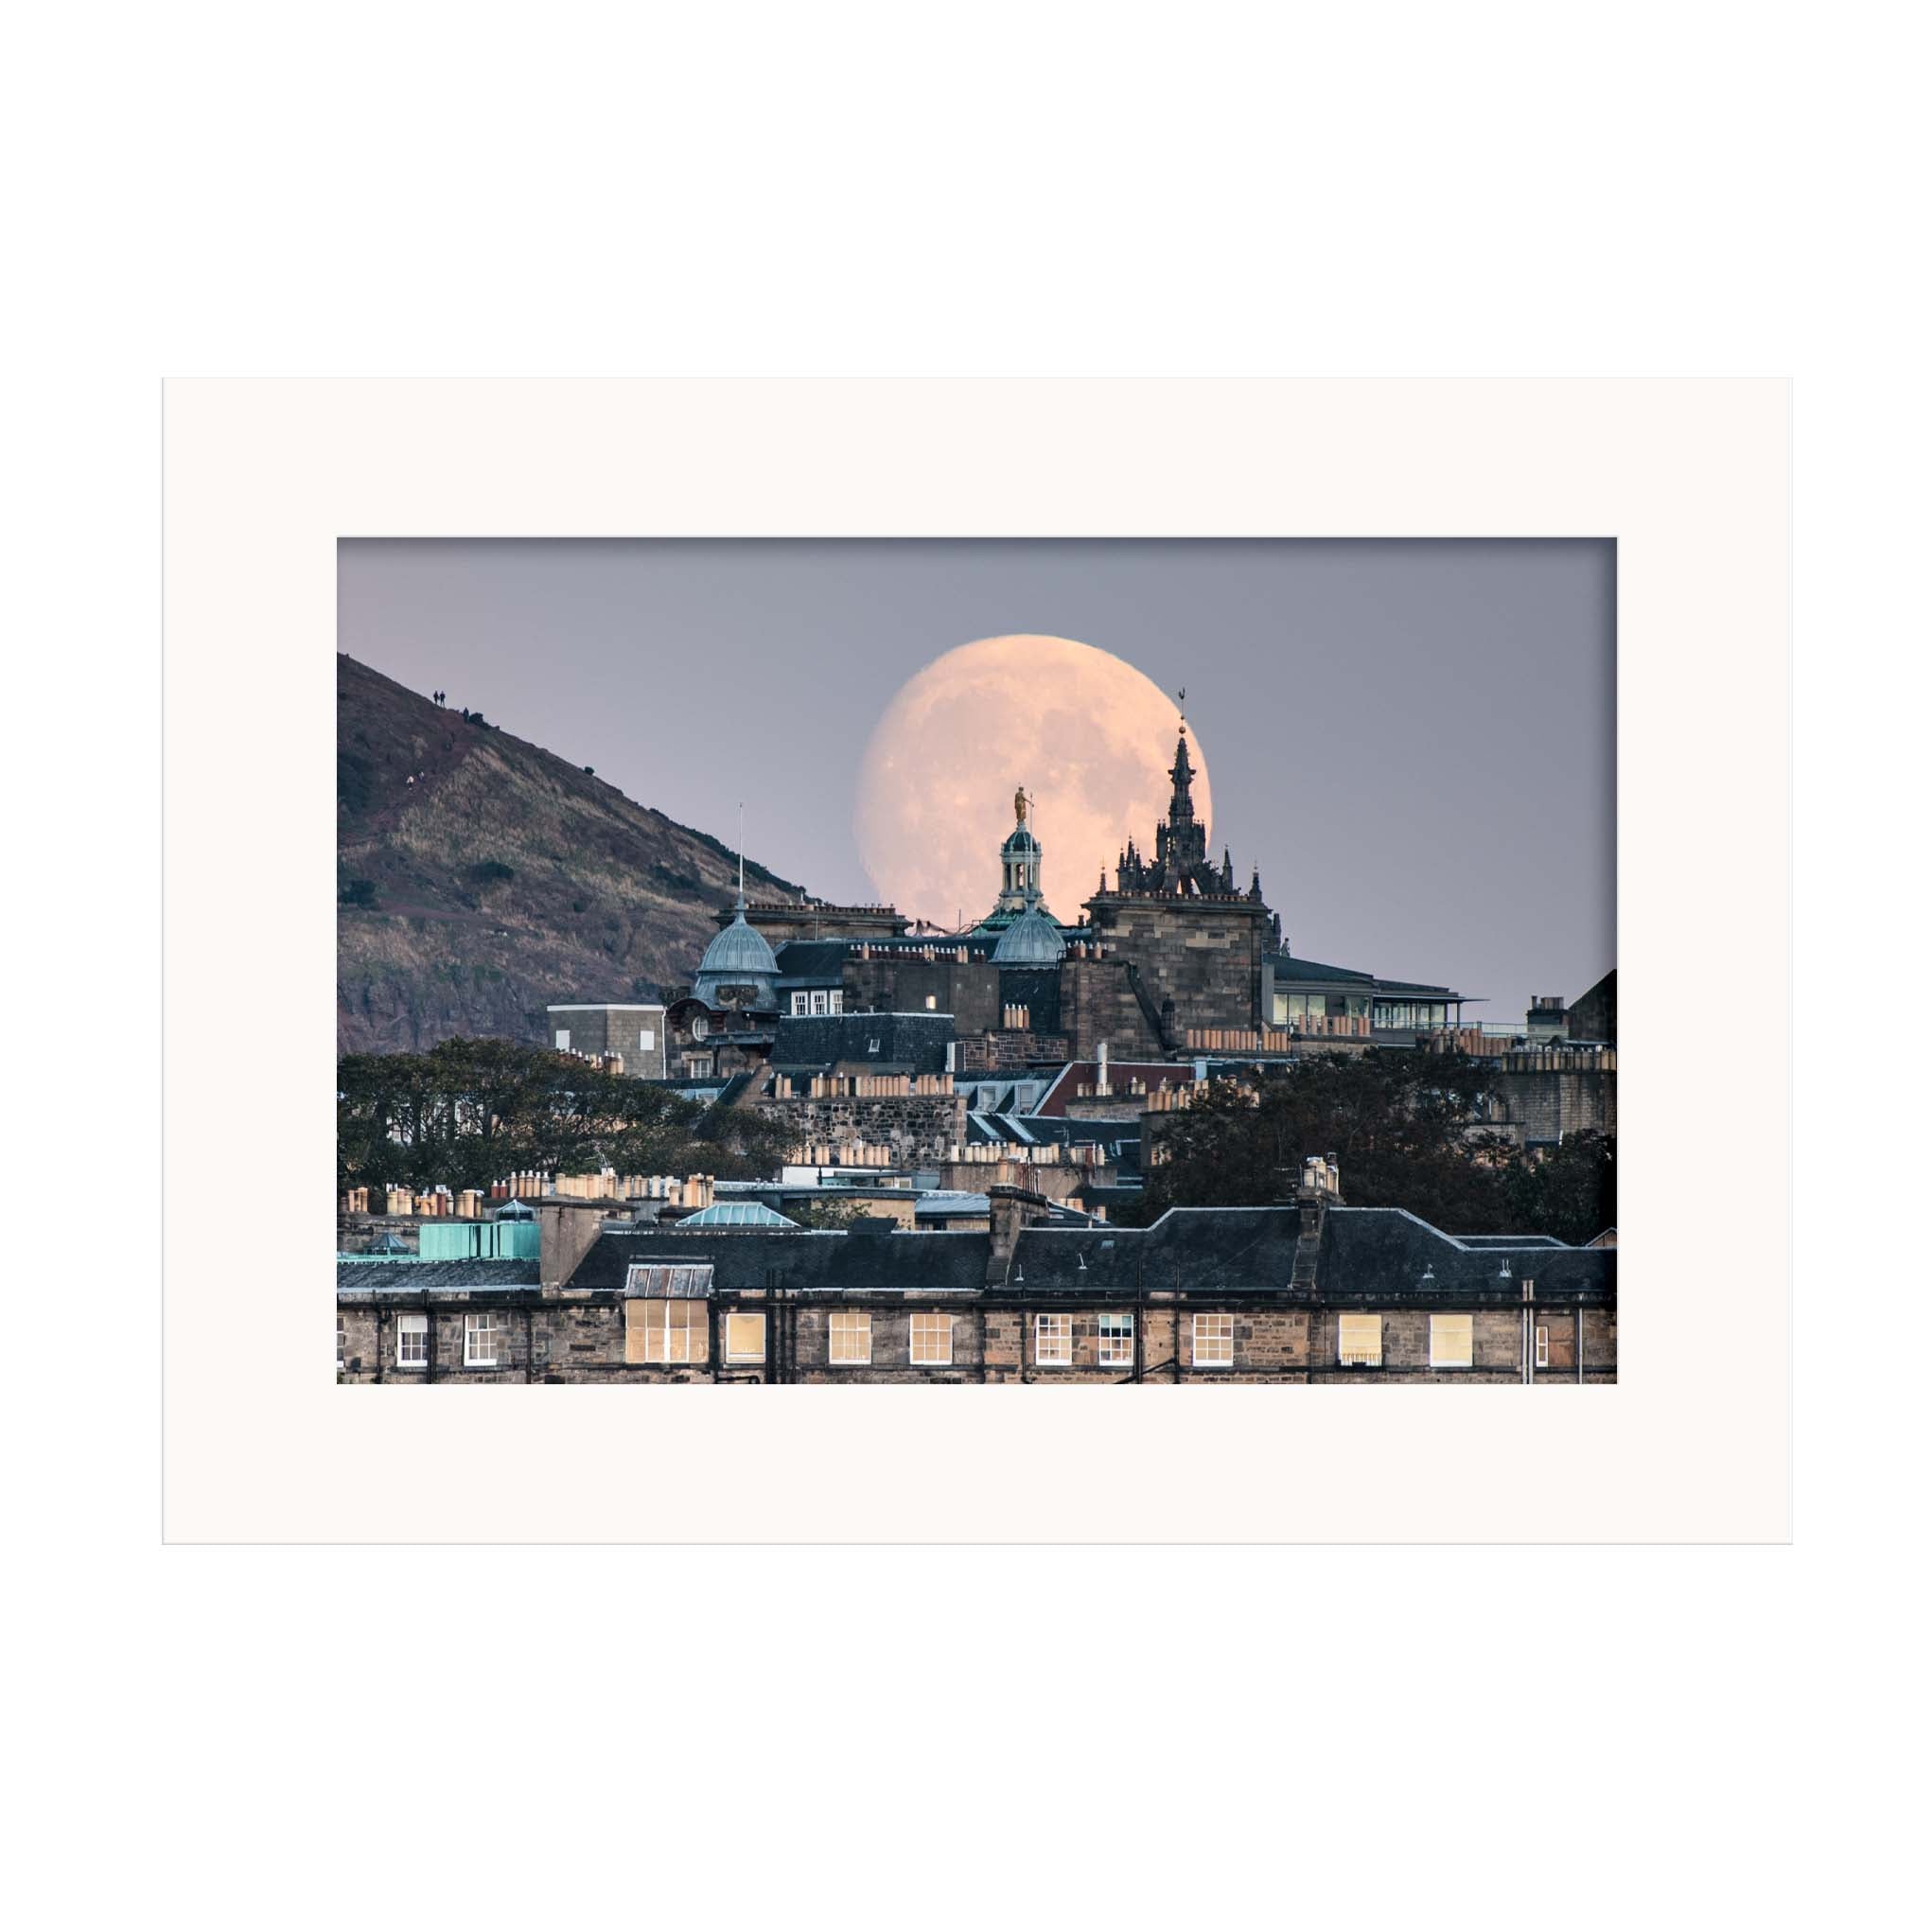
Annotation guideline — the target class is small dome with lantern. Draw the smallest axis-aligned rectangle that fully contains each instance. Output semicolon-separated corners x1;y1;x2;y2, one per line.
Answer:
992;904;1067;965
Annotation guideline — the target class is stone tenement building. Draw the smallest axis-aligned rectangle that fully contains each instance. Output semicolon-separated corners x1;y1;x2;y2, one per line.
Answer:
336;1162;1616;1385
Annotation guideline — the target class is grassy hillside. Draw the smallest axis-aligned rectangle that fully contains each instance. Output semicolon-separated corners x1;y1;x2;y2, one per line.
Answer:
337;654;811;1052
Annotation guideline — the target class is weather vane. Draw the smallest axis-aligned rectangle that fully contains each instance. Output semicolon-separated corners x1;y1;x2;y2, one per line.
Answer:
1177;685;1187;720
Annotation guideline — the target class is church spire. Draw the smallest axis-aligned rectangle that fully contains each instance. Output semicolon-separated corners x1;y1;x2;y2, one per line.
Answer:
1168;724;1197;825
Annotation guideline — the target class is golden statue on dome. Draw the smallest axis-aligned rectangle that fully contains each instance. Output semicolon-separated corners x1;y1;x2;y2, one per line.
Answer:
1013;784;1028;823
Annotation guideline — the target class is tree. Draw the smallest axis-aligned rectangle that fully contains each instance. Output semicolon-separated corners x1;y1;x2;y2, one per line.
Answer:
1132;1050;1610;1242
1501;1131;1616;1246
691;1098;799;1179
336;1038;780;1192
792;1195;880;1231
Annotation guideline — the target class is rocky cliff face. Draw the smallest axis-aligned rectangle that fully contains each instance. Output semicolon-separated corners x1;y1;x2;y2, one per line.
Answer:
337;654;811;1053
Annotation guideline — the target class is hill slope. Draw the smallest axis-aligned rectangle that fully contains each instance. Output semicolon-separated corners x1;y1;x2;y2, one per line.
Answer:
338;655;811;1053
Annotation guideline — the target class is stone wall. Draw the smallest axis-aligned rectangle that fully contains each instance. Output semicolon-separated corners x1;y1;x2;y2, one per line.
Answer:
956;1029;1070;1074
1057;957;1167;1060
1489;1049;1618;1146
1081;896;1267;1041
750;1089;967;1166
337;1302;532;1382
340;1291;1614;1383
1306;1306;1616;1382
543;1004;667;1078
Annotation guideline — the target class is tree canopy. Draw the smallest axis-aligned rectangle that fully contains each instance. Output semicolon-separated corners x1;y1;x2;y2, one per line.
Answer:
1119;1050;1614;1245
337;1038;794;1191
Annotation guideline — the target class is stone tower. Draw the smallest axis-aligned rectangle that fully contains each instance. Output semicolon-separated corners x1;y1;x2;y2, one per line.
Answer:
1088;715;1274;1042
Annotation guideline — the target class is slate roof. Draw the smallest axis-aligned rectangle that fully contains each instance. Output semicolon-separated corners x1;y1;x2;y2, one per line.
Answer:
955;1074;1055;1114
771;939;852;986
1079;1182;1149;1212
336;1257;541;1293
964;1111;1141;1172
1033;1063;1191;1115
772;1010;956;1076
1006;1114;1139;1152
1006;1206;1305;1291
1316;1208;1615;1306
566;1228;991;1294
1266;954;1460;999
710;1071;757;1111
339;1209;1613;1305
912;1191;992;1218
1268;952;1374;984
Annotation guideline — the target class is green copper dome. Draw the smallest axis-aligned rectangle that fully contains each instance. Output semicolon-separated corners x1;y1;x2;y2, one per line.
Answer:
694;900;780;1006
992;905;1067;965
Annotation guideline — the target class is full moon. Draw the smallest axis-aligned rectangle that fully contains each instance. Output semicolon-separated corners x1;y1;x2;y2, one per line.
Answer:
853;634;1210;929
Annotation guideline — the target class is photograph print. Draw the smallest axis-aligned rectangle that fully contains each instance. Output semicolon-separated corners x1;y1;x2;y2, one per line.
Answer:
336;537;1616;1385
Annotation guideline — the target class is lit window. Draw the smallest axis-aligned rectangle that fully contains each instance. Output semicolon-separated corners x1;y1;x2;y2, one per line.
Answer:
1337;1312;1383;1367
395;1311;429;1368
625;1299;709;1365
829;1310;871;1364
924;994;937;1010
464;1310;501;1367
1430;1313;1474;1369
553;1027;571;1050
1098;1313;1133;1367
725;1311;767;1364
1193;1312;1234;1367
1036;1313;1073;1365
639;1027;655;1051
337;1313;346;1371
910;1313;954;1366
1535;1324;1550;1369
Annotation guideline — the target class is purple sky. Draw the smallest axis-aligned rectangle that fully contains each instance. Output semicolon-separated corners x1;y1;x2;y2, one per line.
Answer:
338;539;1614;1026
